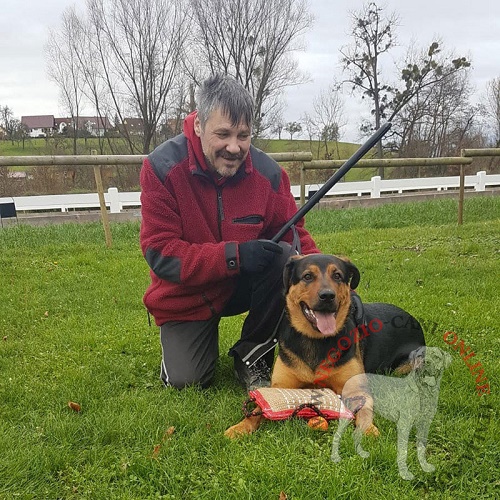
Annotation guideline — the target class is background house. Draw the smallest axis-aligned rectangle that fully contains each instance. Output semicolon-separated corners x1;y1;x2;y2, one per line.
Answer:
55;116;111;137
118;118;144;136
21;115;55;138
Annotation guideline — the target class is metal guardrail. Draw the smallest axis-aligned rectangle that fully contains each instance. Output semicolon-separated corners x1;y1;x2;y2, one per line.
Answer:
1;148;499;245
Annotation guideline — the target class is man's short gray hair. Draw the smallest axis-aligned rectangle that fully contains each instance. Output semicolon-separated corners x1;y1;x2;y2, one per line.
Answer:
196;74;254;130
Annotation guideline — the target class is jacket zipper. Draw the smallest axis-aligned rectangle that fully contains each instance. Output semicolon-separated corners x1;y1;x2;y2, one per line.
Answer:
216;188;224;240
192;168;226;241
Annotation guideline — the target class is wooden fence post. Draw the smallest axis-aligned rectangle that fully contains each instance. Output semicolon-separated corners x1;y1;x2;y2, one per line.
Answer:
300;162;306;206
458;164;465;225
92;150;113;248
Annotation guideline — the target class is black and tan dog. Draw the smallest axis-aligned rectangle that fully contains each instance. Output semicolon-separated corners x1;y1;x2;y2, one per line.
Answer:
225;254;426;438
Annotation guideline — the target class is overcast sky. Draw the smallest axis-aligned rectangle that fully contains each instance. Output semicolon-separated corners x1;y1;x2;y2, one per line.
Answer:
1;0;499;142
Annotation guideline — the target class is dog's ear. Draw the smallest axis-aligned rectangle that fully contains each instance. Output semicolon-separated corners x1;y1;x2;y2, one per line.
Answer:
336;256;360;289
345;260;360;290
283;255;302;292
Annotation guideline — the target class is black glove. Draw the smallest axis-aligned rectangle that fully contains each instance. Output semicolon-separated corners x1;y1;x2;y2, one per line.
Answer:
238;239;283;274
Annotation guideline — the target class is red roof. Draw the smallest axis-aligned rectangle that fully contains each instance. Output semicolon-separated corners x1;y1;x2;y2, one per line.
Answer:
21;115;55;128
21;115;54;128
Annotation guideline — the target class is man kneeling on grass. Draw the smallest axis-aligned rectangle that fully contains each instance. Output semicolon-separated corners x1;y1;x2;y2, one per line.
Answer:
139;74;319;391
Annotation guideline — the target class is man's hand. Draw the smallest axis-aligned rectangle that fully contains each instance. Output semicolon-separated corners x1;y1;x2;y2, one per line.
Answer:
238;239;283;274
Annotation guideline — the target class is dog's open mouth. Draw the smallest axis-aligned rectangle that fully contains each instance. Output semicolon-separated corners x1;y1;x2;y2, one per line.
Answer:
301;303;337;336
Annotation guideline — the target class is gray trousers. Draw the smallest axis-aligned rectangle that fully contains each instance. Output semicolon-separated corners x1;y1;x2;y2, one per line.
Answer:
159;241;295;388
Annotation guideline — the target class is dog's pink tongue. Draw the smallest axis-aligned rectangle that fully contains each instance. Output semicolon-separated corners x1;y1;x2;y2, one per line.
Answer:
315;311;337;336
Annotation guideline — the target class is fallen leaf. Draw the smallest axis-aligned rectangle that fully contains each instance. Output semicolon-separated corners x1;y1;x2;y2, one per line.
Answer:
44;311;49;317
2;336;7;341
163;426;175;438
152;444;161;459
150;425;175;459
68;401;81;412
279;492;288;500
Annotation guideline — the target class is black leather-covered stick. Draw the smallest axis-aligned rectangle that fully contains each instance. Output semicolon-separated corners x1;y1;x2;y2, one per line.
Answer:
271;122;392;243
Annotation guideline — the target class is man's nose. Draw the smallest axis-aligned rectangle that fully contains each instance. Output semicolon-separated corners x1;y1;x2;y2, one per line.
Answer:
225;137;240;154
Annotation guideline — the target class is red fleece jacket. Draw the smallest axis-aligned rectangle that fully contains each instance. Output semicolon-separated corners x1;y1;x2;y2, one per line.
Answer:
140;112;319;325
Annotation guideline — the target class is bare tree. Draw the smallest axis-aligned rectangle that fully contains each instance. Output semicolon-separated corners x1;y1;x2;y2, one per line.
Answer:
54;0;190;154
10;120;29;147
0;106;16;143
300;112;318;152
65;9;115;155
342;2;470;173
46;7;85;155
393;70;477;175
189;0;312;137
284;121;302;140
0;107;27;148
313;83;345;159
159;82;193;141
261;99;286;141
485;77;500;146
271;113;286;140
340;2;398;163
388;41;470;124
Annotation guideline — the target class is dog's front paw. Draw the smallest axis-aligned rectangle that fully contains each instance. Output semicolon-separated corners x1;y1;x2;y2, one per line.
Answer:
224;422;251;439
364;424;380;437
224;426;243;439
224;416;261;439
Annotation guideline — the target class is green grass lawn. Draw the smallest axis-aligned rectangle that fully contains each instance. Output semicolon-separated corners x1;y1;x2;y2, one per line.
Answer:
0;137;112;157
1;197;499;499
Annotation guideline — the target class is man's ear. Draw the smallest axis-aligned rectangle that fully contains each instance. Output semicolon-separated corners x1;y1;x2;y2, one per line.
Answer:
194;115;202;137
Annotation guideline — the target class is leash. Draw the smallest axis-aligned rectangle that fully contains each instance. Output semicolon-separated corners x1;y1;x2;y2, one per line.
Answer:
271;123;392;243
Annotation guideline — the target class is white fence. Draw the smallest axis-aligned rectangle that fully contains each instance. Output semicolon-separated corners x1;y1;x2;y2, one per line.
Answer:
296;171;500;199
2;171;499;215
1;190;141;214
